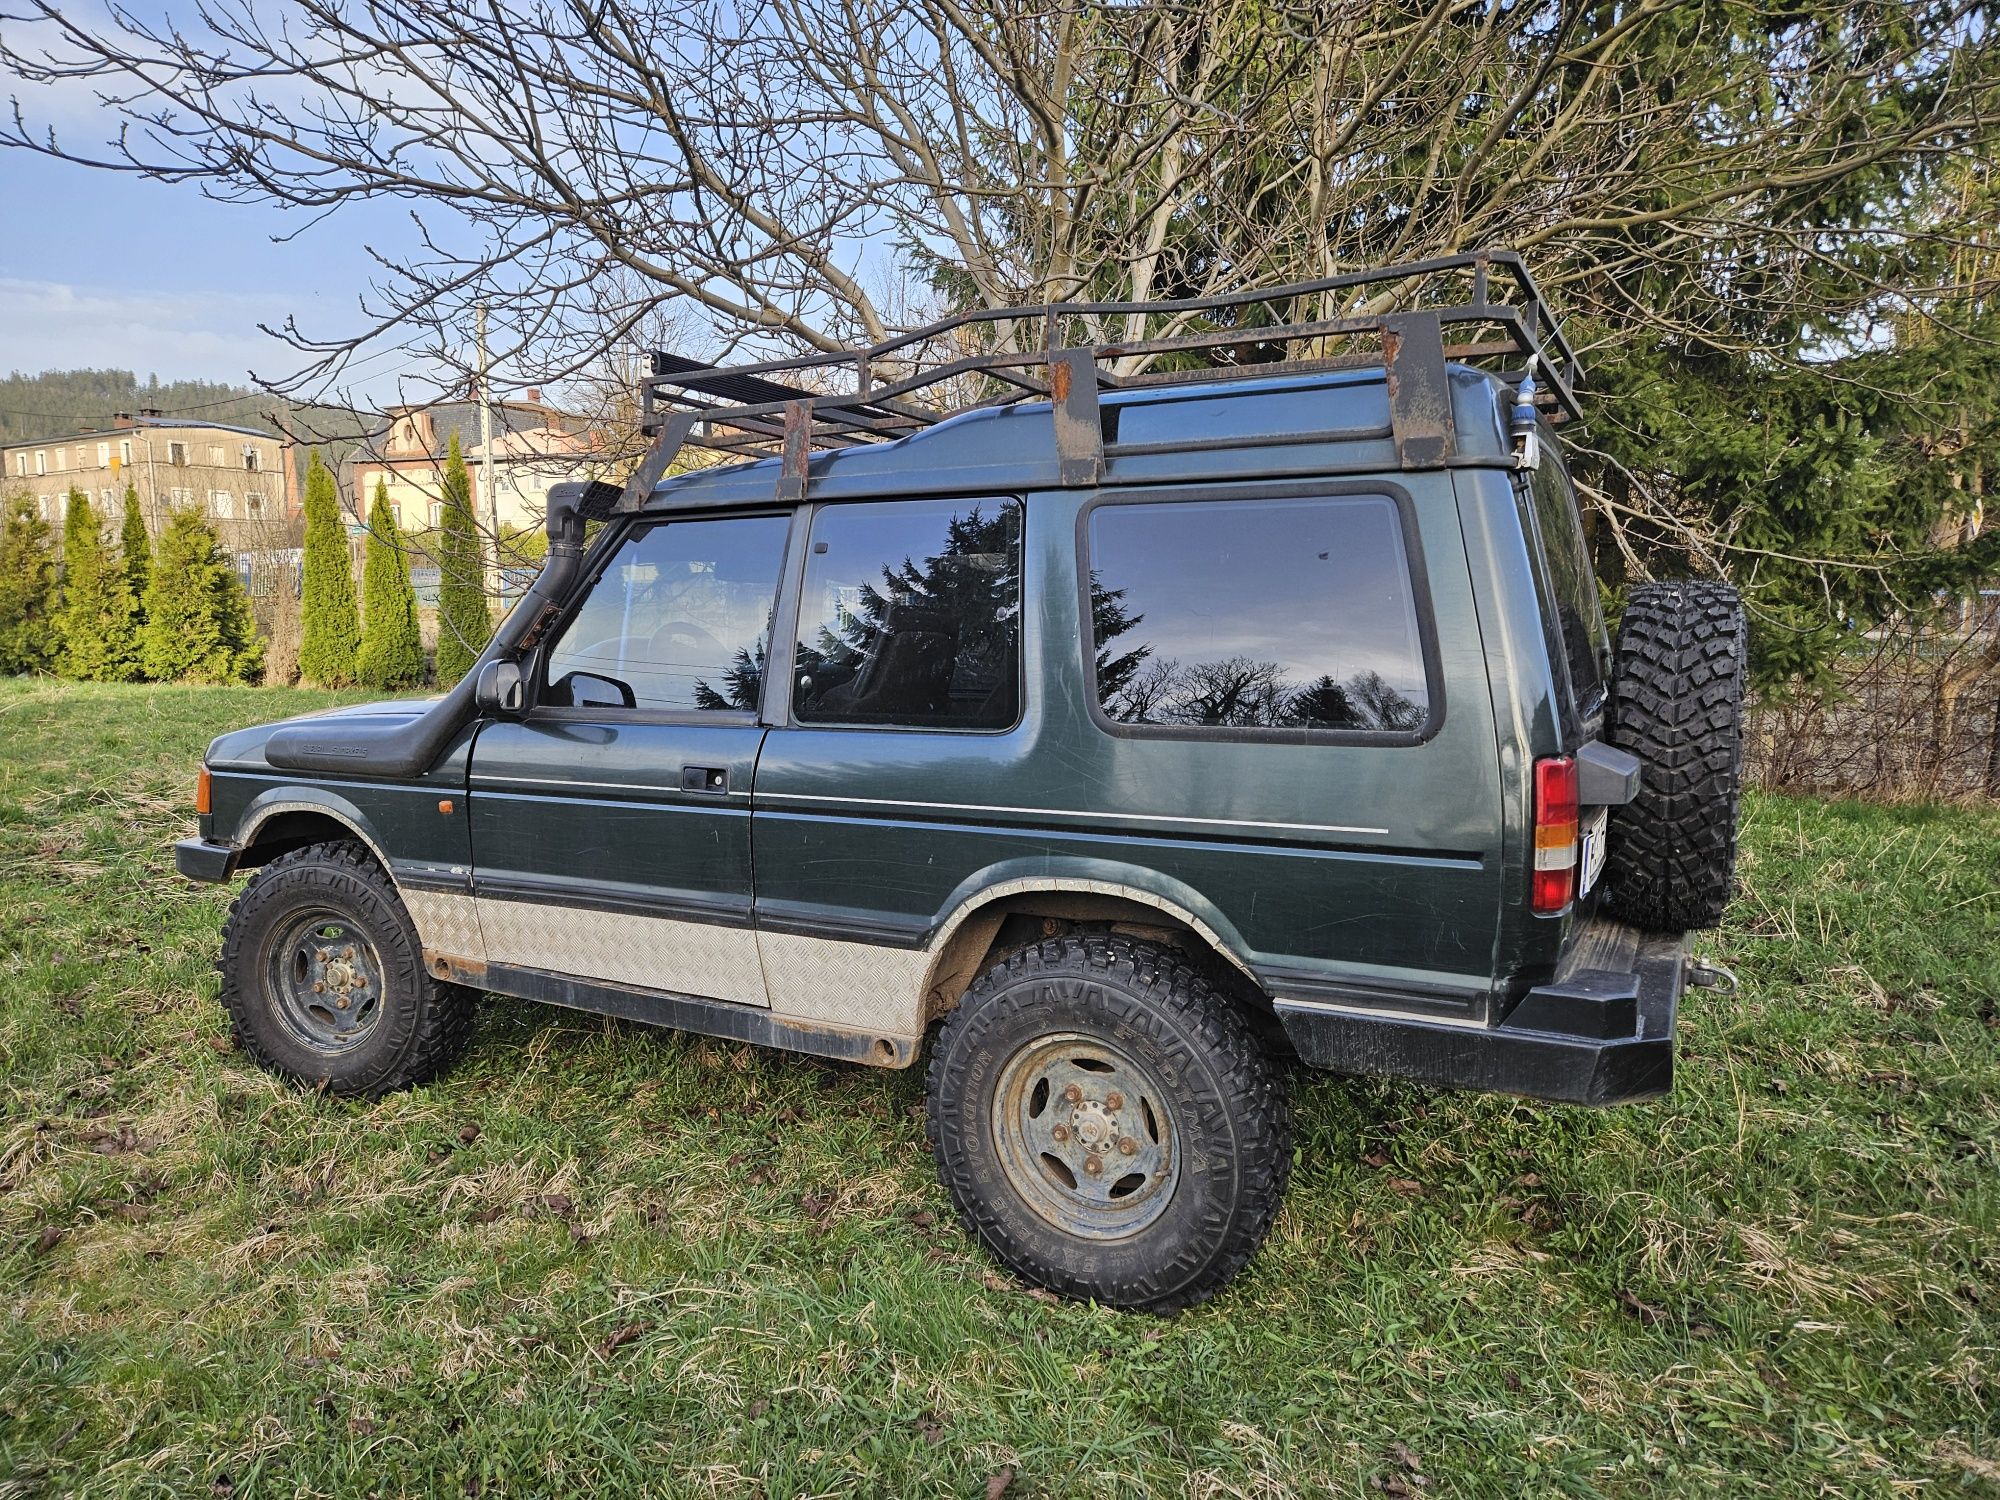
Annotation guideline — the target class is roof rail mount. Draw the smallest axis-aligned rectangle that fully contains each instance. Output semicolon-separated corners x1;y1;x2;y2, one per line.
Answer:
596;247;1578;516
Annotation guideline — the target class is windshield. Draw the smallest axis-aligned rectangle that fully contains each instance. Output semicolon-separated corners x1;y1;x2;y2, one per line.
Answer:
1522;441;1609;716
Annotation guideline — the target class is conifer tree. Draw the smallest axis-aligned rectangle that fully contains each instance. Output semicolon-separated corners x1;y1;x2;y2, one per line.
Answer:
119;484;151;620
356;479;426;690
433;434;492;685
0;493;60;674
139;508;263;683
298;450;361;685
54;489;140;681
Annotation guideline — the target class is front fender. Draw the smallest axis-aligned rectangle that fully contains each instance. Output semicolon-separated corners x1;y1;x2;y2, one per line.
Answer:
228;784;397;869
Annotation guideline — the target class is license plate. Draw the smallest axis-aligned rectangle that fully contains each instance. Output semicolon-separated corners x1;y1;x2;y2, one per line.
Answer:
1579;806;1608;895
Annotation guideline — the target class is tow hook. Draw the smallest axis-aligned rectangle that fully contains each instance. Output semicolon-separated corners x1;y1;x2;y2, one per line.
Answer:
1685;956;1739;997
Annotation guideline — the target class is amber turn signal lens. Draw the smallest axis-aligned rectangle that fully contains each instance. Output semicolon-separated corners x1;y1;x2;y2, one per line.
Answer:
437;798;455;815
194;767;213;816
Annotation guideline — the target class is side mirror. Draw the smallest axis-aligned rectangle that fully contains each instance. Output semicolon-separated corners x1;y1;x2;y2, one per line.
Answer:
474;659;525;716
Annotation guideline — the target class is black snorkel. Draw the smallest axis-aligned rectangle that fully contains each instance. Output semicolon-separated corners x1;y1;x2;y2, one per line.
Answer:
264;480;596;778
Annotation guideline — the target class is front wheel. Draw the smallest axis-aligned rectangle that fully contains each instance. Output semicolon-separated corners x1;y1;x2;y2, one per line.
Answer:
217;841;476;1097
926;935;1291;1312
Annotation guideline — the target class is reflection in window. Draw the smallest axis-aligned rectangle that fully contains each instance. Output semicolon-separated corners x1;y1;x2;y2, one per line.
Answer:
1089;495;1430;733
793;499;1021;729
544;515;788;712
1525;447;1607;708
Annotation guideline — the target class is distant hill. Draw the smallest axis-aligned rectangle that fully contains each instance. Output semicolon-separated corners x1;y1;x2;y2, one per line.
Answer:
0;369;373;486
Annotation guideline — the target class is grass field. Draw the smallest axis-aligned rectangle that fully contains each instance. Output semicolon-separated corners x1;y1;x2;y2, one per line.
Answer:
2;678;1997;1498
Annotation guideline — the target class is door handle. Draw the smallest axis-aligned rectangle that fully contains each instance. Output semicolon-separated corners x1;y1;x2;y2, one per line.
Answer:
681;765;729;793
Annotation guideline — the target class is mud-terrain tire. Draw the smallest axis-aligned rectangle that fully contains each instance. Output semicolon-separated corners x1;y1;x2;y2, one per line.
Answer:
1601;579;1746;932
926;934;1291;1312
218;841;476;1096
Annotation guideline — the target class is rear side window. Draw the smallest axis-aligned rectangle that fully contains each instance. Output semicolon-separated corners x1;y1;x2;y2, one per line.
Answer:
1523;448;1608;712
1087;494;1431;734
792;498;1022;730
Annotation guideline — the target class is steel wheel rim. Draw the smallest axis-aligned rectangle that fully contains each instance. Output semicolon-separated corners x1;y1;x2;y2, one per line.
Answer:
990;1031;1180;1240
265;908;386;1055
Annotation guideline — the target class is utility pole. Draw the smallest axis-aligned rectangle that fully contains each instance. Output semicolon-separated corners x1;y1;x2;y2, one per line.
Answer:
476;304;498;584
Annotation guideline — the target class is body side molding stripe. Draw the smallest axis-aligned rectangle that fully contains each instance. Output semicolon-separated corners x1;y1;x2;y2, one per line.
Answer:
760;792;1389;838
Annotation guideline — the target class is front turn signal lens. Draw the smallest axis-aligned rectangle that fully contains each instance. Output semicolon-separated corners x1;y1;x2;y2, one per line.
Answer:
195;767;213;816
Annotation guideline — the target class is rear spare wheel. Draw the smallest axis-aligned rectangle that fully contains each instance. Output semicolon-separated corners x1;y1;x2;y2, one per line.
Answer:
1600;579;1747;932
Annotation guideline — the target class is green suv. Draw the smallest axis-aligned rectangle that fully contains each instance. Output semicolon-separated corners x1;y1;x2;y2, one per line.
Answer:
177;254;1745;1310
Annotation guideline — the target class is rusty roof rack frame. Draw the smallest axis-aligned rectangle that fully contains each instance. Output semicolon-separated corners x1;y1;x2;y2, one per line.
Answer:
583;247;1580;517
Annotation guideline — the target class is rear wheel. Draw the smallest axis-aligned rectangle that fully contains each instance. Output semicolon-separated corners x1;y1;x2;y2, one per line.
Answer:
1601;580;1747;932
218;841;476;1096
926;935;1290;1312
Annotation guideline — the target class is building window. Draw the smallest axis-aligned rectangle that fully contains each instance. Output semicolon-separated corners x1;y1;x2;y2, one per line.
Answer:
791;497;1023;730
97;442;110;468
99;489;113;506
12;454;23;478
243;447;261;472
1086;494;1432;734
169;442;188;466
210;491;234;519
120;440;133;465
429;500;443;528
169;487;192;507
245;492;265;519
34;451;46;476
207;444;225;466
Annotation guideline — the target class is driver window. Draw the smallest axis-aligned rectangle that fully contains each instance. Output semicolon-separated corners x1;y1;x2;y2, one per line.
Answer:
543;515;790;713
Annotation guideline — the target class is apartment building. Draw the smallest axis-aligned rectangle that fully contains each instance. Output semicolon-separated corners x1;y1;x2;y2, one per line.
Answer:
342;393;608;537
2;413;298;553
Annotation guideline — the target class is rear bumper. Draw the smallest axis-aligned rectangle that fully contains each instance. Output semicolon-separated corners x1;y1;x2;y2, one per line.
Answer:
174;837;239;884
1275;919;1686;1106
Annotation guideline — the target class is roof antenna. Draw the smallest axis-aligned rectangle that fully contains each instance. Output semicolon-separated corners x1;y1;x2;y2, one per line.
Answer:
1511;355;1540;471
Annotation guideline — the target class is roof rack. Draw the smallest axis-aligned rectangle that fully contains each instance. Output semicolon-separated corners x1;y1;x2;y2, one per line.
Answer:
587;248;1580;516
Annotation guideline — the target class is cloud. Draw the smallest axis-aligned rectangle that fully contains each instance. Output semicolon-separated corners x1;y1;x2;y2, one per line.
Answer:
0;277;448;408
0;276;296;386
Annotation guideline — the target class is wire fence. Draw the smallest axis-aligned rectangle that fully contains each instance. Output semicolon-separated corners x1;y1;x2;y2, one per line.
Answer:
1746;599;2000;802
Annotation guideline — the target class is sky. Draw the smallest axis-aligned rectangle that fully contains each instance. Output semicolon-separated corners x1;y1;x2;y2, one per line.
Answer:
0;149;424;401
0;48;435;406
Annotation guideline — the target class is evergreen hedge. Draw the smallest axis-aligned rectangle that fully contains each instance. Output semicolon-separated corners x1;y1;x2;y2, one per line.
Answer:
433;434;491;685
139;509;262;683
357;479;426;690
54;489;140;681
299;450;361;686
119;485;151;622
0;493;59;674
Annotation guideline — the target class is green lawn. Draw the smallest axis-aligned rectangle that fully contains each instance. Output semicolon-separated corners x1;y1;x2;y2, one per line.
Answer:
2;678;1997;1498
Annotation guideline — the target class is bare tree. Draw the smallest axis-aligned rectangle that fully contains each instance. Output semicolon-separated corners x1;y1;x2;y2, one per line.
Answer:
5;0;1991;400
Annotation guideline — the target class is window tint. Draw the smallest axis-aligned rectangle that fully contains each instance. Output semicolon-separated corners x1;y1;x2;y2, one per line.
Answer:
1524;447;1608;711
792;498;1021;729
1089;495;1430;733
544;514;788;712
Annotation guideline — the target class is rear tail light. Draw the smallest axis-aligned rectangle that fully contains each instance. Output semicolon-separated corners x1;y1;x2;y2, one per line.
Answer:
195;767;212;816
1531;755;1578;915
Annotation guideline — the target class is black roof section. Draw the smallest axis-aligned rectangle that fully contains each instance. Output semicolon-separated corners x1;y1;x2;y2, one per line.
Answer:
582;248;1578;518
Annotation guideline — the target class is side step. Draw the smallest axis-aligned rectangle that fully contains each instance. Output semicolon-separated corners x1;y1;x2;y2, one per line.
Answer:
429;955;919;1070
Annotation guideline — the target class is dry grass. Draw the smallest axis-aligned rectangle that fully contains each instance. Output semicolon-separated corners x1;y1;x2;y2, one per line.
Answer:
2;679;1997;1497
